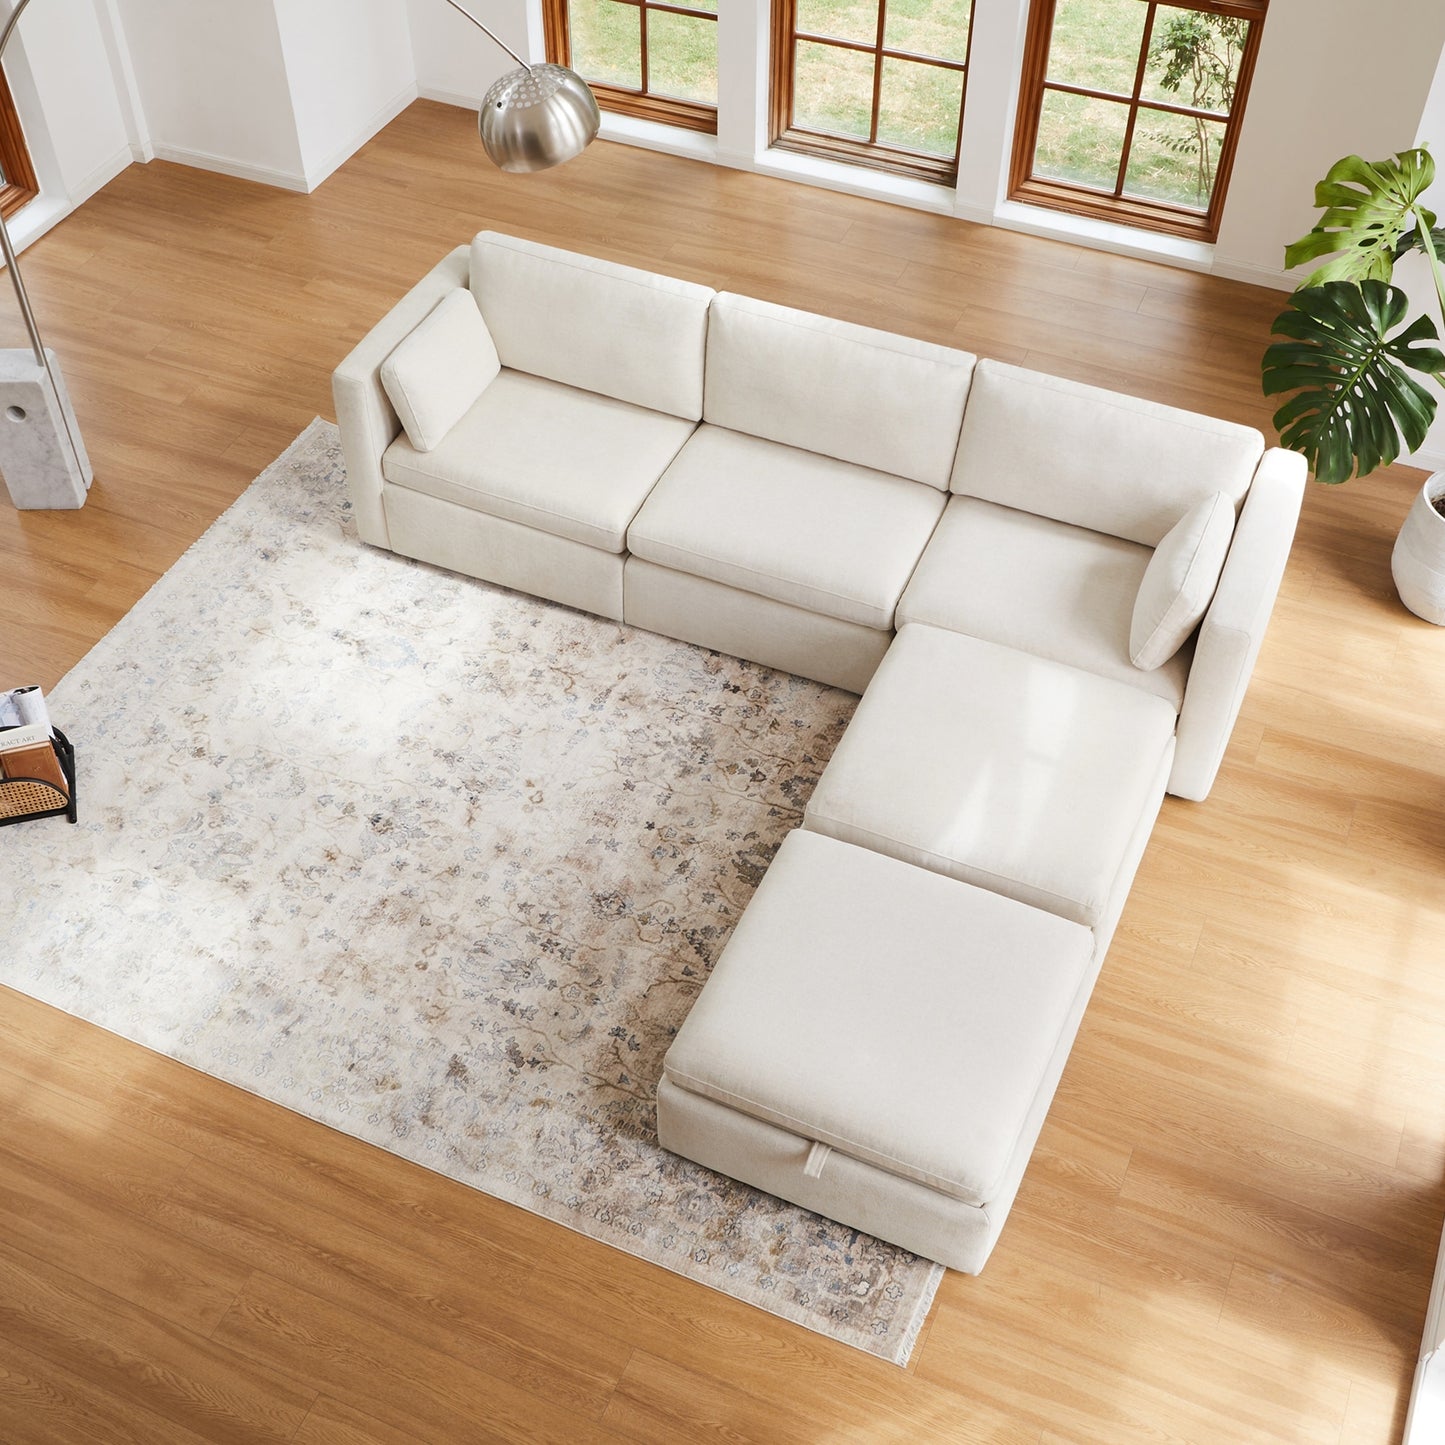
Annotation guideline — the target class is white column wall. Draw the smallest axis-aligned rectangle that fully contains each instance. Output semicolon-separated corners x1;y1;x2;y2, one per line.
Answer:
952;0;1029;223
274;0;417;189
715;0;767;167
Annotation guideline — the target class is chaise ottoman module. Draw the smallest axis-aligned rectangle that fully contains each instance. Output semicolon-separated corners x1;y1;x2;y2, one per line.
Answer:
657;829;1096;1274
658;626;1179;1271
335;232;1307;1274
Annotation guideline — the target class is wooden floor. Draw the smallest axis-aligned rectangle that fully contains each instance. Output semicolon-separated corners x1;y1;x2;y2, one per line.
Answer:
1;100;1442;1444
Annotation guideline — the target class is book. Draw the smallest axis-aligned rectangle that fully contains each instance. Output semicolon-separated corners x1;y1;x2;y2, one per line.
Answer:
0;741;67;793
0;722;50;753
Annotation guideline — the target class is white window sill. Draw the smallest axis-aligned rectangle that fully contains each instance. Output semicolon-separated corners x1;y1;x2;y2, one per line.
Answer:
988;200;1215;272
597;113;718;166
597;114;956;216
750;147;954;215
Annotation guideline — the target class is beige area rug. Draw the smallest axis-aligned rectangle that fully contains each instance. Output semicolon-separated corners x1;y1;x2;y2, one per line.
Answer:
0;420;943;1363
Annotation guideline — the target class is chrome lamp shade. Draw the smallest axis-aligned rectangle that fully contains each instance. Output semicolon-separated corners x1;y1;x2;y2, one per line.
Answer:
438;0;601;173
480;63;600;173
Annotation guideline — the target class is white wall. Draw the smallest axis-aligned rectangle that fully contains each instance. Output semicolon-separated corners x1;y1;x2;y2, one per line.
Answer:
274;0;416;188
115;0;306;186
406;0;535;107
714;0;767;167
1214;0;1445;288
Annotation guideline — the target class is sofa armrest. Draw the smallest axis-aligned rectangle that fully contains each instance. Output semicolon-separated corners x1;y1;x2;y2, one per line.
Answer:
331;245;471;549
1169;446;1306;800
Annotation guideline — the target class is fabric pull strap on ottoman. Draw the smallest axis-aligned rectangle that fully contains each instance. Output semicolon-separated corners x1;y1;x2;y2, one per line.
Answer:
657;829;1095;1273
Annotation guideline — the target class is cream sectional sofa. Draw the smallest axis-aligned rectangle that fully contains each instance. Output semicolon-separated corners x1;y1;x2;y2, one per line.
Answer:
334;232;1306;1273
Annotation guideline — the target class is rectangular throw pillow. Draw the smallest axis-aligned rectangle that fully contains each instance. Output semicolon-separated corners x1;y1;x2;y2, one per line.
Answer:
381;288;500;453
1130;490;1235;671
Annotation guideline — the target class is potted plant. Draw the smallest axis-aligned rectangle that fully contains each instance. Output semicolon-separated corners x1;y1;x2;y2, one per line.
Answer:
1261;147;1445;621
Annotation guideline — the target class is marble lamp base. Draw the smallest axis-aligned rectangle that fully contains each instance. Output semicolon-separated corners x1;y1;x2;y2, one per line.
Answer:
0;347;92;510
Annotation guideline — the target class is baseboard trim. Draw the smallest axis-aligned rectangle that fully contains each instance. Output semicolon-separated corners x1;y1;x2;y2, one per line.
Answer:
150;144;310;193
418;86;483;110
1211;256;1294;292
302;82;419;192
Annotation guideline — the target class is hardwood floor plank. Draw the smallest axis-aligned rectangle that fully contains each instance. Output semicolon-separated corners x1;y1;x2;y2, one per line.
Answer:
0;1247;315;1443
152;1154;629;1419
210;1271;627;1445
291;1396;435;1445
0;1136;246;1339
918;1291;1352;1445
0;1337;217;1445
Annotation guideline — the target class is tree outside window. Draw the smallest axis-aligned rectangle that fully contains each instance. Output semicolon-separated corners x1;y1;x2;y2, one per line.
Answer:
1010;0;1266;240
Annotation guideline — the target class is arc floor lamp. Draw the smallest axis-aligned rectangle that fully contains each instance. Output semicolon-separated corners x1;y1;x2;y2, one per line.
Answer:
0;0;600;511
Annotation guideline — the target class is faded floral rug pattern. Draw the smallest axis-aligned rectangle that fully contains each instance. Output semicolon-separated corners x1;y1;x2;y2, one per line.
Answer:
0;421;943;1363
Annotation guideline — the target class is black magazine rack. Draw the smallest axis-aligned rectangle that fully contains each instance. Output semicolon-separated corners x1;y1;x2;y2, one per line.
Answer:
0;726;77;826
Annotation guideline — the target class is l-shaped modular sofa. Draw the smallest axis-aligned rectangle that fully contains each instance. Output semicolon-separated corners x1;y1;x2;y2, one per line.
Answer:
334;231;1306;1274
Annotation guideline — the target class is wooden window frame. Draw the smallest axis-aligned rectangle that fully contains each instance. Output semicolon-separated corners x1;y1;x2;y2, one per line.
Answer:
543;0;718;136
768;0;975;186
0;66;37;221
1009;0;1264;241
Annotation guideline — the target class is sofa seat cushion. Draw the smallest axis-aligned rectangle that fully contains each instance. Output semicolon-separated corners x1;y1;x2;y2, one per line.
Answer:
382;369;697;554
663;828;1094;1209
897;496;1191;710
803;625;1178;930
627;424;946;630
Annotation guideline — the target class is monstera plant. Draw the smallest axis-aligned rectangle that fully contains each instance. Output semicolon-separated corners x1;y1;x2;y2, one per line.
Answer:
1262;147;1445;485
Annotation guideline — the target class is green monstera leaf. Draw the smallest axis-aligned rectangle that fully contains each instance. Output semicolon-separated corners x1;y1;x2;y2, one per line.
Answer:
1262;279;1445;484
1284;150;1437;287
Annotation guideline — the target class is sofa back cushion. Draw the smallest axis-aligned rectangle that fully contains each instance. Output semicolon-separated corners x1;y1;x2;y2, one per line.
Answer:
704;293;976;489
951;360;1264;545
469;231;713;421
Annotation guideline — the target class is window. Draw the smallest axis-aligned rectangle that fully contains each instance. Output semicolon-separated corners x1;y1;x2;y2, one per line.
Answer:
543;0;718;135
0;66;37;220
769;0;976;184
1010;0;1264;239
